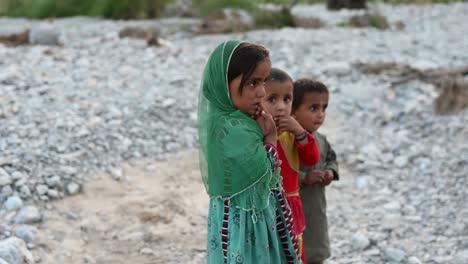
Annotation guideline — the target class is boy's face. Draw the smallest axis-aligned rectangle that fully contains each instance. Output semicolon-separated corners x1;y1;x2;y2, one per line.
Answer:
292;91;329;133
262;80;294;118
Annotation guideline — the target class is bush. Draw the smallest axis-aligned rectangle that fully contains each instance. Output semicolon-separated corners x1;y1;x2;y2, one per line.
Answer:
193;0;255;17
253;7;296;29
347;12;389;29
0;0;171;19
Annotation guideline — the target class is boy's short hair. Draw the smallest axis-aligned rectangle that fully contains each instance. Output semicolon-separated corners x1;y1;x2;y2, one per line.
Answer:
293;78;329;110
266;68;292;83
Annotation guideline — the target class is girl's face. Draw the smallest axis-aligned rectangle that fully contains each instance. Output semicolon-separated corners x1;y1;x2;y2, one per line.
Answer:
293;92;329;133
263;80;293;119
229;58;271;116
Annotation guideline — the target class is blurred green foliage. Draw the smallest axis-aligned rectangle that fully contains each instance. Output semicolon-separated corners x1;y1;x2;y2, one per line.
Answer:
0;0;464;19
0;0;171;19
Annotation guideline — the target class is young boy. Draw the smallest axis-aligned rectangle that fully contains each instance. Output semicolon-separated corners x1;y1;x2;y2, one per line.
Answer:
263;69;321;263
292;78;340;264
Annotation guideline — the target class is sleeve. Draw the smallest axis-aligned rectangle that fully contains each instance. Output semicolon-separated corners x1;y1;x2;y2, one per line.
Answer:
295;132;320;166
323;138;340;180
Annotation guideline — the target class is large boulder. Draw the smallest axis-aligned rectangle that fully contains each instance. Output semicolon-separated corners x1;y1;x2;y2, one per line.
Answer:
0;237;34;264
29;23;61;46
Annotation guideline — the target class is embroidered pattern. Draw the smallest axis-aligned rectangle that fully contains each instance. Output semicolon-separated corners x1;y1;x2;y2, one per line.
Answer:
221;199;230;263
273;190;299;263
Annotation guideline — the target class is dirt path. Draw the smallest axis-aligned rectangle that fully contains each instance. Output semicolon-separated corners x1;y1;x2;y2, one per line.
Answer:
34;151;208;264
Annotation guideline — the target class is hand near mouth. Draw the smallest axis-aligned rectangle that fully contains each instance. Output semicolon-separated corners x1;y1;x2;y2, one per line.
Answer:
274;115;305;136
256;109;277;146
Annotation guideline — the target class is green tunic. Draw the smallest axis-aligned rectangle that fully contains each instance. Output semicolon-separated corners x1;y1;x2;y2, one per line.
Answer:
299;131;339;263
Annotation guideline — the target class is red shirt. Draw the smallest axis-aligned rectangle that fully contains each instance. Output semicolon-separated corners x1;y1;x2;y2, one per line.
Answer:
277;132;320;235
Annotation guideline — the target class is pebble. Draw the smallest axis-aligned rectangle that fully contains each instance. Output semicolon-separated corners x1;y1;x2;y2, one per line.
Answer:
3;196;22;211
14;225;38;244
14;206;42;224
351;232;370;250
384;247;406;263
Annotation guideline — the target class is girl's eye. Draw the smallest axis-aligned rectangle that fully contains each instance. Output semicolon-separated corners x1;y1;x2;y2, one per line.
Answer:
248;80;258;87
268;97;276;103
310;107;316;112
284;98;291;103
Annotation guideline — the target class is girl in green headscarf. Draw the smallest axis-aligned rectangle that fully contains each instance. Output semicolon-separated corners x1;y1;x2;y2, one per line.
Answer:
199;40;302;263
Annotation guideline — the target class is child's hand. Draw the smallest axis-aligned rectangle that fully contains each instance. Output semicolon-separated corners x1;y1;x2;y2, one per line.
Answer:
321;170;334;186
275;116;304;136
303;170;324;185
256;108;277;145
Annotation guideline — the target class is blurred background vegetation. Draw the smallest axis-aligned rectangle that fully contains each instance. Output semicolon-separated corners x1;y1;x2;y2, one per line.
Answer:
0;0;463;19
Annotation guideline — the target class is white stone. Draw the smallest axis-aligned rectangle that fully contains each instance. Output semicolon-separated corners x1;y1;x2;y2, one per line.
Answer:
66;182;80;195
14;206;42;224
35;185;48;196
14;225;38;244
351;232;370;250
394;156;409;168
3;196;23;211
453;250;468;264
0;237;34;264
0;169;11;187
408;256;422;264
384;247;406;263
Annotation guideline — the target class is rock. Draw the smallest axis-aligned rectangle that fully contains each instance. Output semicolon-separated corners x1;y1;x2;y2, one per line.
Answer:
139;247;154;255
1;186;12;198
408;256;422;264
383;201;401;211
0;237;34;264
14;225;38;244
453;250;468;264
29;23;60;45
45;176;61;188
0;169;12;187
47;189;59;199
19;186;31;199
3;196;23;211
35;185;48;196
351;232;370;250
394;156;409;168
14;206;42;224
384;247;406;263
66;182;80;195
10;172;25;182
109;167;123;181
355;176;369;189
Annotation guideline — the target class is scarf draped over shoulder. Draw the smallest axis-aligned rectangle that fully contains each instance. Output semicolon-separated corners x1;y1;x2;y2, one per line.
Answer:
198;40;280;210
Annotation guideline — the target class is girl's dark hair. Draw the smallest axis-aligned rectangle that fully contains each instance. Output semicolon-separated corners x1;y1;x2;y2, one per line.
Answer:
266;68;292;83
292;78;329;110
227;43;269;94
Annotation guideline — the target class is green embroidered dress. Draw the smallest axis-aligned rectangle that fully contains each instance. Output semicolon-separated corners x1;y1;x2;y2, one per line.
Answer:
198;40;302;264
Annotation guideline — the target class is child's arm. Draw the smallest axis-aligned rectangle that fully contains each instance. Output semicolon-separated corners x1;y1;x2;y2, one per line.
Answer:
295;132;320;166
321;138;339;186
276;116;320;165
324;138;339;181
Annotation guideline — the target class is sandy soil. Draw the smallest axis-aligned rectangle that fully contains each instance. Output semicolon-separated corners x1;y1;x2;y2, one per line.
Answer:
33;151;208;264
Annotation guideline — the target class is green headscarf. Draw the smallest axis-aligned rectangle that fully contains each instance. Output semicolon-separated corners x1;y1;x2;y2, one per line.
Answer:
198;40;280;211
